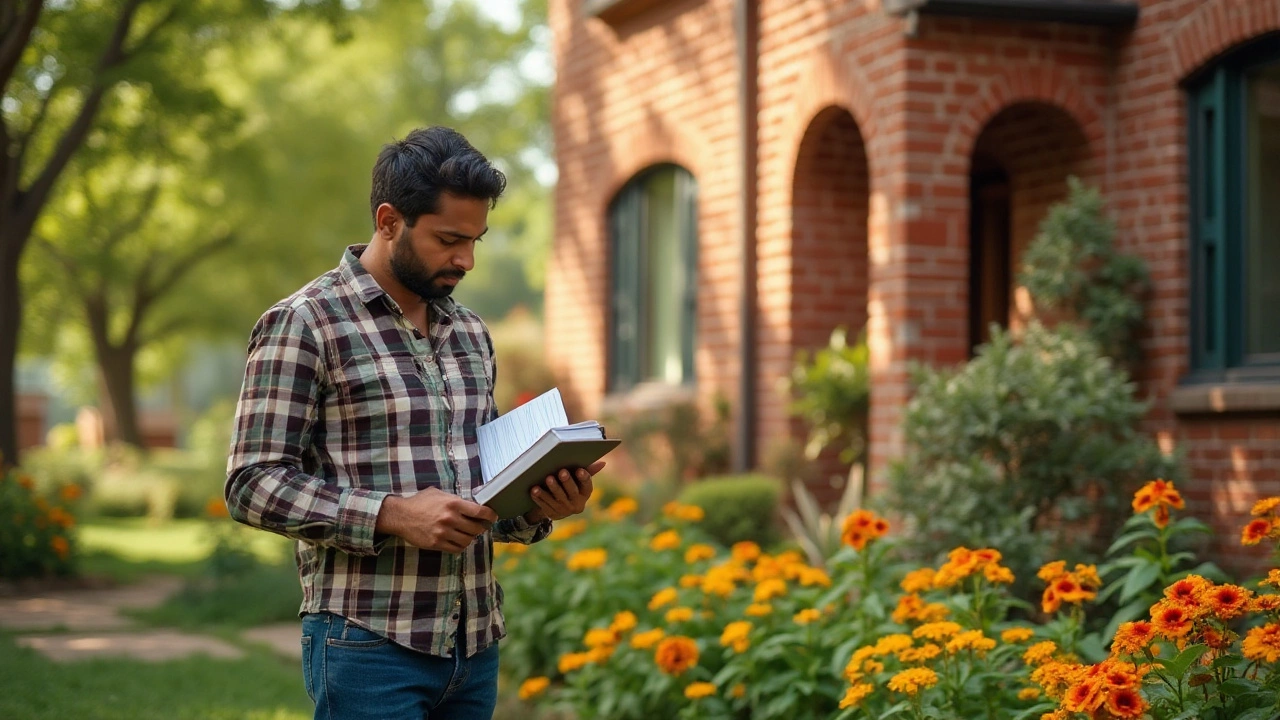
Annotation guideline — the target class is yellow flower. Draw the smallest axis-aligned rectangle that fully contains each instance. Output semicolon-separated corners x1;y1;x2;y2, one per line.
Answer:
680;574;703;588
1037;561;1067;582
684;682;717;700
1017;688;1041;701
649;587;678;610
839;682;874;709
900;568;936;593
798;567;832;587
610;611;637;634
873;634;914;655
1252;497;1280;516
655;636;699;675
1000;627;1035;643
566;548;607;571
913;621;962;641
586;645;614;664
1205;583;1252;620
897;643;942;663
731;541;761;562
841;509;889;550
663;502;705;522
945;630;996;655
700;566;739;597
744;603;772;617
550;519;589;541
584;628;617;648
1262;569;1280;588
1024;641;1058;666
630;628;665;650
684;544;717;563
558;651;591;673
605;497;638;519
720;621;752;653
651;530;682;551
1243;518;1273;545
1243;623;1280;662
793;608;821;625
753;578;787;602
518;676;550;700
984;564;1015;585
665;606;695;624
887;667;938;695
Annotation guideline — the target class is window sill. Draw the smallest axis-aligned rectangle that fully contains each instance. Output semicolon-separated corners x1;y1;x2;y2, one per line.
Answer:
1170;381;1280;415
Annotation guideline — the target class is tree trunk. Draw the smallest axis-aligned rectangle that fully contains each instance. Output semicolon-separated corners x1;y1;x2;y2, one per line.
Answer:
97;343;142;448
0;234;20;467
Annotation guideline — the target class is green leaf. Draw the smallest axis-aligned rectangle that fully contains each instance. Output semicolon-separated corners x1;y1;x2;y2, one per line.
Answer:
1107;528;1158;556
1233;709;1279;720
1218;677;1261;696
1119;561;1162;603
1165;644;1210;677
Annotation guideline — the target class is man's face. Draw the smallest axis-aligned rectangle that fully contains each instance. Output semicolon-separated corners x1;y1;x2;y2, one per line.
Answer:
389;192;489;300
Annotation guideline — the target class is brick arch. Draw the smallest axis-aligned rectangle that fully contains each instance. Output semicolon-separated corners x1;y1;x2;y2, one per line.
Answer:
605;121;705;203
779;48;878;188
948;64;1104;164
1171;0;1280;80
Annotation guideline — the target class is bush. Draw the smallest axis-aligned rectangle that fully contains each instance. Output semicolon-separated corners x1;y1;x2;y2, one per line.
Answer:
677;474;783;548
882;323;1178;597
605;393;733;487
786;327;870;468
0;465;81;579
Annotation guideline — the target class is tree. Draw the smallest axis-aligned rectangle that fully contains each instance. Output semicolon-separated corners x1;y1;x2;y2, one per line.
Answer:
0;0;347;464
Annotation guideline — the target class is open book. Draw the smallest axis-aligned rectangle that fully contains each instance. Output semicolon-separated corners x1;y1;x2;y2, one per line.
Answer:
474;388;620;519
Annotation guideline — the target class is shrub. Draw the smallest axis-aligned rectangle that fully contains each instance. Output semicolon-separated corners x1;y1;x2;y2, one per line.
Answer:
677;474;783;548
882;323;1179;598
786;327;870;470
605;393;733;487
0;465;80;579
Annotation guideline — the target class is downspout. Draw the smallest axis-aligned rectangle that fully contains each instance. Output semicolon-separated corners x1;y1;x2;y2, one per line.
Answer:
733;0;759;472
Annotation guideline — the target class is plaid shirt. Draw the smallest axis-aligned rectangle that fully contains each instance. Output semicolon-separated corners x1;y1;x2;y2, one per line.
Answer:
226;244;550;658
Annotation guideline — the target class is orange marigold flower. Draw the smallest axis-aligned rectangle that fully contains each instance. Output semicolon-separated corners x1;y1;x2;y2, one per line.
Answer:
59;484;83;502
798;567;831;587
558;651;591;673
913;621;962;641
566;549;607;571
1131;486;1158;514
1074;564;1102;589
1153;505;1171;529
731;541;761;562
720;621;752;653
649;587;678;609
684;544;716;563
1024;641;1058;666
684;682;717;700
651;530;681;551
887;667;938;695
984;564;1015;585
586;645;614;664
1252;594;1280;614
654;636;699;675
630;628;665;650
898;643;942;663
700;567;738;597
1242;623;1280;663
974;548;1002;565
1041;587;1061;615
1061;679;1104;714
679;574;703;588
901;568;936;593
665;607;694;624
839;683;874;709
892;593;926;624
518;676;550;700
1111;621;1156;656
744;602;772;617
16;474;34;490
50;536;70;559
610;611;637;634
1243;518;1272;545
1001;627;1036;644
1264;569;1280;589
1017;688;1041;701
731;684;745;699
1038;561;1068;582
1164;575;1212;608
605;497;638;519
1206;583;1252;620
1252;497;1280;516
1151;601;1194;639
793;608;822;625
550;518;589;540
1105;687;1149;719
945;630;996;655
874;634;914;655
584;628;617;648
753;578;787;602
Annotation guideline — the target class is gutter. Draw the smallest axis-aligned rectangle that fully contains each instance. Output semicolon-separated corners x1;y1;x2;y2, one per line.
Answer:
883;0;1139;27
733;0;759;473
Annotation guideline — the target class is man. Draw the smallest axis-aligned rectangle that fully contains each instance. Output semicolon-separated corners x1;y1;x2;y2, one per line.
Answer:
226;126;599;720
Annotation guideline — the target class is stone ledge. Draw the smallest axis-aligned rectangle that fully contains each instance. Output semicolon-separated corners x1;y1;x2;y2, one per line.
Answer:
1170;382;1280;415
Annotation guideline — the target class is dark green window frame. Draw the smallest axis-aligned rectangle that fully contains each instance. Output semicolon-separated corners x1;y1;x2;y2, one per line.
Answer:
608;165;698;393
1187;36;1280;381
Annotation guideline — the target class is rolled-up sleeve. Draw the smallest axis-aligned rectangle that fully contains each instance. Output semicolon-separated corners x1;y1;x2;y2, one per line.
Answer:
225;304;387;555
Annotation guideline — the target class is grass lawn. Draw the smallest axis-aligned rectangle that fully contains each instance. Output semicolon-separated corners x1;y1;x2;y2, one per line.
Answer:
0;632;310;720
78;517;292;582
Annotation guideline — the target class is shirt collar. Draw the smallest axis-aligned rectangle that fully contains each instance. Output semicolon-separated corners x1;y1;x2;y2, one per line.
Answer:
340;244;458;319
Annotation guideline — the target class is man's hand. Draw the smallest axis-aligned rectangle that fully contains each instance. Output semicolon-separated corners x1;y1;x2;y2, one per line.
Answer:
376;487;497;554
525;461;605;524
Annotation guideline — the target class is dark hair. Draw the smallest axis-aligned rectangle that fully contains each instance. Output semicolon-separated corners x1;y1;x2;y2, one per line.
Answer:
370;127;507;227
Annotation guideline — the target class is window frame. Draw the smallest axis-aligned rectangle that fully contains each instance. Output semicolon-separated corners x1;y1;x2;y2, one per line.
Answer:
1186;37;1280;382
607;164;698;393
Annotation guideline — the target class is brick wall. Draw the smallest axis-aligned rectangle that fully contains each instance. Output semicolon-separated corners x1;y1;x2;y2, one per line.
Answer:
552;0;1280;571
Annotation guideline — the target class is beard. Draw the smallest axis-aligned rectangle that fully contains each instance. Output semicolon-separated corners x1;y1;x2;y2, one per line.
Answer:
389;226;465;300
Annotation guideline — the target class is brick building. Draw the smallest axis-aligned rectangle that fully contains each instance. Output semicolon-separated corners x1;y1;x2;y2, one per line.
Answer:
548;0;1280;563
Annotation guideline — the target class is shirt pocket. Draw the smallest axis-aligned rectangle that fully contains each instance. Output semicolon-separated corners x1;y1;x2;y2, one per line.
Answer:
329;353;432;465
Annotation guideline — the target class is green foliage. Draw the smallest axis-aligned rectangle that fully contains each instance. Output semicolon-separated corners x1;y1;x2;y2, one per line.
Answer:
883;323;1178;595
781;465;865;568
605;394;733;488
677;474;784;548
489;309;556;412
0;465;79;579
787;327;870;465
1017;178;1150;365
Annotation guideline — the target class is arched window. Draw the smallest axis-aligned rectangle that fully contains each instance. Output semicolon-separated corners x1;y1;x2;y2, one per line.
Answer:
608;165;697;392
1188;36;1280;378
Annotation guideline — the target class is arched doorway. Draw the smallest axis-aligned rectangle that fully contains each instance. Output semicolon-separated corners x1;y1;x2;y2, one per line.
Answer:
789;106;870;494
968;102;1091;353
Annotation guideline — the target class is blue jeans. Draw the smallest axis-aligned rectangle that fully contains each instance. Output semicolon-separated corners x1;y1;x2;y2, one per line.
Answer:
300;613;499;720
